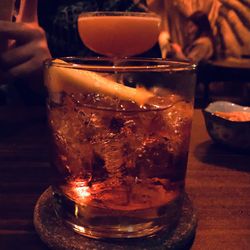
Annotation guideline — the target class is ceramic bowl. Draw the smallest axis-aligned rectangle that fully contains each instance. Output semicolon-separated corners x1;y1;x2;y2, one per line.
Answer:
203;101;250;150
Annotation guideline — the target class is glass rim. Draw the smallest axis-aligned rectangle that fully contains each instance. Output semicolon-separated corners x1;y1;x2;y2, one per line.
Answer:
78;11;160;19
44;57;196;72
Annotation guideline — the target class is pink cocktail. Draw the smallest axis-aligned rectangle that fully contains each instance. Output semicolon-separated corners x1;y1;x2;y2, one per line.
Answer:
78;12;160;57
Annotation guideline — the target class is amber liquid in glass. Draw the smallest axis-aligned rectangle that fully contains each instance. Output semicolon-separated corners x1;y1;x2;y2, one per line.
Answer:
48;91;193;238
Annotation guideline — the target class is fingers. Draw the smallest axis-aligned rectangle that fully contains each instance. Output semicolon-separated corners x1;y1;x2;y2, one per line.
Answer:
2;56;46;92
0;43;33;69
4;46;50;79
0;21;51;81
5;55;45;81
0;37;50;69
8;58;39;79
0;43;51;84
0;21;45;44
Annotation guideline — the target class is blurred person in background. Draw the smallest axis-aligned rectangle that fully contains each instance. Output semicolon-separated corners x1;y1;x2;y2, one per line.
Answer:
170;11;215;64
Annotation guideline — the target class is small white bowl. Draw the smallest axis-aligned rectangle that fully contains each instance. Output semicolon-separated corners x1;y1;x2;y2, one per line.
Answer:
203;101;250;151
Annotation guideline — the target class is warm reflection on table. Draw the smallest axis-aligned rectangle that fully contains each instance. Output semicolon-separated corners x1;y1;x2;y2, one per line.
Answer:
0;107;249;250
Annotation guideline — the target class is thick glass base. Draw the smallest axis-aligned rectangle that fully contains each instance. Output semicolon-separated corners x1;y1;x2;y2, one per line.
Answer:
34;187;197;250
52;189;183;239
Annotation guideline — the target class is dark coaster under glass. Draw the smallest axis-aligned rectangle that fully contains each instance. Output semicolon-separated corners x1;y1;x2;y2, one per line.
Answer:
34;187;197;250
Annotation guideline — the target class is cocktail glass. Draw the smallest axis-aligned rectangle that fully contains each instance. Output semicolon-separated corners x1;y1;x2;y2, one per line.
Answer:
77;11;161;58
45;57;196;239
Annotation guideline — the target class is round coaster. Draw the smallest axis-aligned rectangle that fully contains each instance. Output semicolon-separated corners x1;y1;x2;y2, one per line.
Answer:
34;187;197;250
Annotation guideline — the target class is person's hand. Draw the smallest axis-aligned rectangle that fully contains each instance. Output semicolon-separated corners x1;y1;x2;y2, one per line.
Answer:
0;20;51;90
170;43;186;60
170;43;182;54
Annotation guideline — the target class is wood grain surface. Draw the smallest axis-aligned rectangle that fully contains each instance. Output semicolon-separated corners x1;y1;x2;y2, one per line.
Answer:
0;107;249;250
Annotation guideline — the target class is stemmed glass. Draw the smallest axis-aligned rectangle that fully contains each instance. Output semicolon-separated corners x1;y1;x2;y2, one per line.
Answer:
77;11;161;59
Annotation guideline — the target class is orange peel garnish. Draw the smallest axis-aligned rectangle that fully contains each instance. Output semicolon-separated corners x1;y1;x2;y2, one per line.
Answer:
45;59;154;106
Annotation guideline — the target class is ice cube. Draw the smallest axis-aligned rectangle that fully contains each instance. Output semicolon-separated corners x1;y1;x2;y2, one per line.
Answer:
135;136;175;179
161;101;193;153
90;152;108;183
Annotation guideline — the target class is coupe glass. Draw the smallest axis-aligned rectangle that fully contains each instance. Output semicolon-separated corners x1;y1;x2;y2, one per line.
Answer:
77;11;161;58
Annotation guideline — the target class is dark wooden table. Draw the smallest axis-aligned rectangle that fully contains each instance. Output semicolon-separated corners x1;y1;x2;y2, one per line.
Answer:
0;107;249;250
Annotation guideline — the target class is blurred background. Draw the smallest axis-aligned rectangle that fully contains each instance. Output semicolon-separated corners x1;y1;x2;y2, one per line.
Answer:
0;0;250;108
